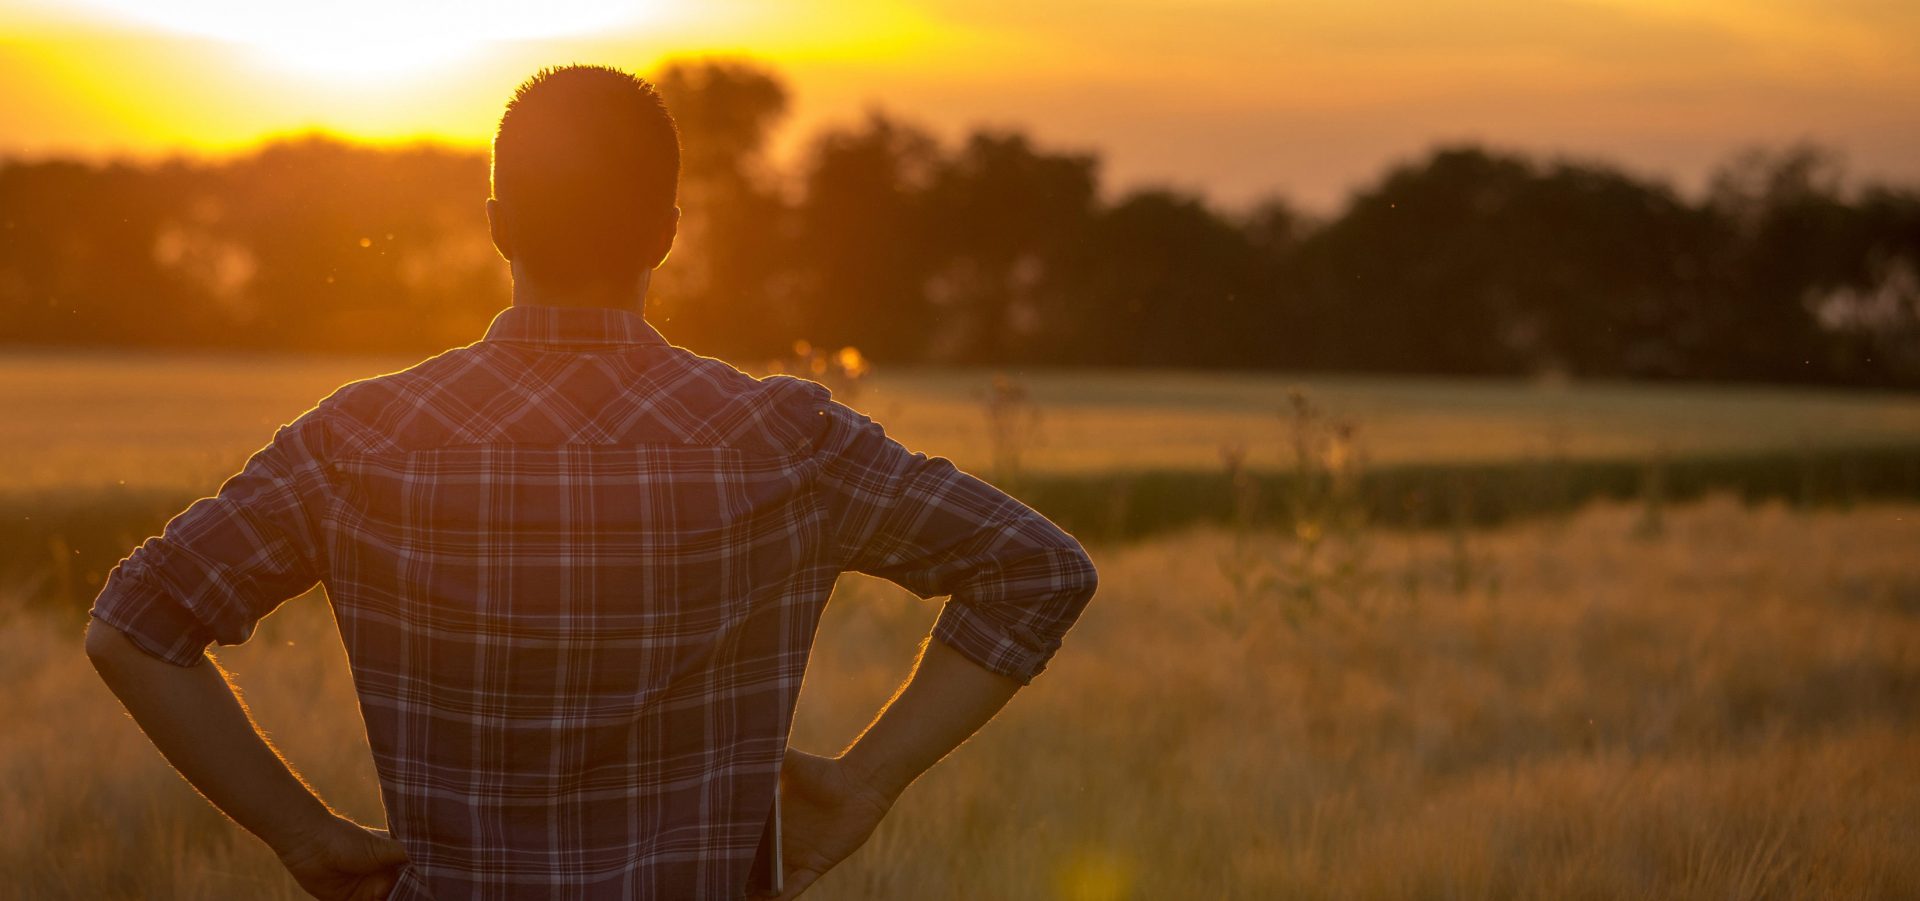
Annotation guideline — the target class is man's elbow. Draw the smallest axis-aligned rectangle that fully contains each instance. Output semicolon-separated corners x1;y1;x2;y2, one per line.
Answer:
84;618;119;659
1075;545;1105;599
1061;541;1099;606
84;618;147;675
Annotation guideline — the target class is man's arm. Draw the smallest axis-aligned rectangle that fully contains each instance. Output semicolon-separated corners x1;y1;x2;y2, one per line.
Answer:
774;397;1100;897
838;637;1022;799
83;416;409;899
85;621;406;901
775;639;1022;899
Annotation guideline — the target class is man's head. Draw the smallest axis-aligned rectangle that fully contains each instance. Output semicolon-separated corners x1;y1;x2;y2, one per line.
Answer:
489;64;681;298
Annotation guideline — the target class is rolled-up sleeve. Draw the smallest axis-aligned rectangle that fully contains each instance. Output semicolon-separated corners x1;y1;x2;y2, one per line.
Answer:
814;400;1098;684
88;416;331;667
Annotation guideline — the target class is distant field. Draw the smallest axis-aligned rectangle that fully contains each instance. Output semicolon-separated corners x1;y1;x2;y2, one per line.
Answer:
5;350;1920;494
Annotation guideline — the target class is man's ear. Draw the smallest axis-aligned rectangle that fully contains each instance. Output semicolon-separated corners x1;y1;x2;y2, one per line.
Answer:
486;198;514;262
645;206;681;270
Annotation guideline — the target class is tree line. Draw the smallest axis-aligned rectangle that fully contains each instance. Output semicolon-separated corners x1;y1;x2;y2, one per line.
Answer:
4;59;1918;386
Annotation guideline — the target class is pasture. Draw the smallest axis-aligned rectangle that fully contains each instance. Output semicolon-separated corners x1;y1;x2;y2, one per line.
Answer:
4;351;1919;898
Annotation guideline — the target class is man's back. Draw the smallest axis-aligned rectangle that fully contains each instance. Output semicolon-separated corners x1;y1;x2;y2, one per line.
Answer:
91;304;1097;898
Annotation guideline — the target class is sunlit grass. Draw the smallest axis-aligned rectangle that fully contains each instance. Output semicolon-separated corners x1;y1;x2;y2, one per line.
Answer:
7;499;1917;897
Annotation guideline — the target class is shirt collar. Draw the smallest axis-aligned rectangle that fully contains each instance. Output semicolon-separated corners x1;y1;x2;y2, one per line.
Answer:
482;304;669;349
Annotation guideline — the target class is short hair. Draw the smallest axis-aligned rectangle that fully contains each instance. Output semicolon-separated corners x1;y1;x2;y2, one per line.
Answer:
491;64;680;289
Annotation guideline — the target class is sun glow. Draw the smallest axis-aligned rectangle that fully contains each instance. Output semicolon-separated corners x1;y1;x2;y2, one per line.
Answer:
55;0;660;78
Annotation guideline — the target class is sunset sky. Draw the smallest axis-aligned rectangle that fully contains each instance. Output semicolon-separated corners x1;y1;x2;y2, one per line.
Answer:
3;0;1917;209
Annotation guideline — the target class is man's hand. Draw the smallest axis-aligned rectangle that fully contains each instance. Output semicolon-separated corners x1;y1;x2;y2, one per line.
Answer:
275;815;410;901
771;640;1028;897
774;750;897;899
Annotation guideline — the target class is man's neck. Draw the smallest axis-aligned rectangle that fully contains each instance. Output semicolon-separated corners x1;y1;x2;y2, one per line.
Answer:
509;263;650;314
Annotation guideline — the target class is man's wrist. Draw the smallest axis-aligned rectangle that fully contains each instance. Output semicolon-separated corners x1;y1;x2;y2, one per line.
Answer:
261;800;344;858
836;746;913;803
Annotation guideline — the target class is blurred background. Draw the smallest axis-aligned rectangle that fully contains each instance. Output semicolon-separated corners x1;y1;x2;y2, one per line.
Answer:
3;2;1918;899
3;0;1919;381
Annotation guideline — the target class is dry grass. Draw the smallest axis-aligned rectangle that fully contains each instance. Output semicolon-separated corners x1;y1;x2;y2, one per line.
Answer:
8;351;1920;492
5;498;1917;899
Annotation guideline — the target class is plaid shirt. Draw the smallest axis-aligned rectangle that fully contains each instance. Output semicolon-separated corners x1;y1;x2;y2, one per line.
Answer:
89;305;1098;900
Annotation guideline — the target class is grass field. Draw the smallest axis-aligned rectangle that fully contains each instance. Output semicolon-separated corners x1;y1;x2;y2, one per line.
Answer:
6;350;1920;493
6;500;1918;898
6;350;1920;897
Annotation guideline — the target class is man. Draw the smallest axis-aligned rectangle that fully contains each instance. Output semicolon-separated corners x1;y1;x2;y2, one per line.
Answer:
84;64;1098;900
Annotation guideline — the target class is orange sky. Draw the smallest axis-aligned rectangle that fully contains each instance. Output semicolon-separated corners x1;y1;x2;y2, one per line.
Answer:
3;0;1917;209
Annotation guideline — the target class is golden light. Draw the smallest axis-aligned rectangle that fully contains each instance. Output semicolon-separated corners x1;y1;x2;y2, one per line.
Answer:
56;0;661;79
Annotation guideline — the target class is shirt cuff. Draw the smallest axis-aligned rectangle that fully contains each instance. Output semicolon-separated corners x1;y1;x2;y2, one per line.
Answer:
88;569;214;667
929;599;1057;685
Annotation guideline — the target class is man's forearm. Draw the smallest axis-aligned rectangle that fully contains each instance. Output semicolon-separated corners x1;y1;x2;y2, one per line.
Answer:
85;620;335;854
838;637;1023;799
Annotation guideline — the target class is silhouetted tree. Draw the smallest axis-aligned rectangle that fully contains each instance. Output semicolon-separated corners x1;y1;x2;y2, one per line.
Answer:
1815;186;1920;383
208;136;499;352
1288;146;1708;377
1700;144;1920;385
649;60;795;357
0;159;217;347
1071;189;1262;366
921;131;1098;363
792;111;943;360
